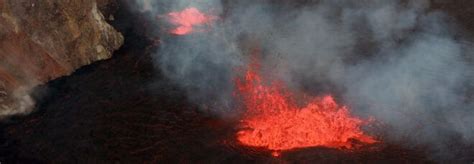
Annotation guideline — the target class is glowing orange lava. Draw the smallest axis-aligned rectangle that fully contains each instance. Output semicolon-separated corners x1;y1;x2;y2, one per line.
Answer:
166;7;217;35
235;53;376;156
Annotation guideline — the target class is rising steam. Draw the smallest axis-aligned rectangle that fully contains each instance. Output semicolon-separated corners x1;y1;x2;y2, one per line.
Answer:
133;0;474;160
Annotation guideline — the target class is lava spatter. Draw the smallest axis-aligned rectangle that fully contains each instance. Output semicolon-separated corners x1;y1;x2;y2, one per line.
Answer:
165;7;217;35
235;51;376;156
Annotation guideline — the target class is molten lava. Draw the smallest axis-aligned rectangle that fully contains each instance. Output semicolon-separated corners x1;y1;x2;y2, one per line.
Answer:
235;55;376;156
165;7;217;35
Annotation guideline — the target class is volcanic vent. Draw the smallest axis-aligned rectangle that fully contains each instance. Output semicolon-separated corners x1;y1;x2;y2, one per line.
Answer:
235;49;377;156
158;6;379;156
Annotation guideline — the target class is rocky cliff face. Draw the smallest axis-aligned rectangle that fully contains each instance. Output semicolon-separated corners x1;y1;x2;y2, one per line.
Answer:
0;0;123;117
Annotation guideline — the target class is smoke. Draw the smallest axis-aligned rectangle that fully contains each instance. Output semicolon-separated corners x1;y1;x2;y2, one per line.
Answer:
134;0;474;160
0;86;35;118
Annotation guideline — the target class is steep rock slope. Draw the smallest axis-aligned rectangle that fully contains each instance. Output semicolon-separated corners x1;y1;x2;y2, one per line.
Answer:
0;0;123;117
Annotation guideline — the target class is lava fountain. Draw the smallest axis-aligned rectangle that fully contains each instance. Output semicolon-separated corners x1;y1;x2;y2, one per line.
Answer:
165;7;217;35
235;50;377;156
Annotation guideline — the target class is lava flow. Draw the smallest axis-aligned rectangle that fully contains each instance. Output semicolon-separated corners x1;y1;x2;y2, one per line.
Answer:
165;7;217;35
235;53;377;156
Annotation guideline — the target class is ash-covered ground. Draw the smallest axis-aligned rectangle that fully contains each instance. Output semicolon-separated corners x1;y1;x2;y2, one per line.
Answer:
1;1;474;163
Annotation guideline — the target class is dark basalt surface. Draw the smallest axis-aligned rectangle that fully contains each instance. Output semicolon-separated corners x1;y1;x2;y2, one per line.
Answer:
0;38;433;163
1;1;473;163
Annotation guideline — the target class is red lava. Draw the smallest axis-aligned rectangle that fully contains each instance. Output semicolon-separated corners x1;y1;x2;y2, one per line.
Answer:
235;50;377;156
165;7;217;35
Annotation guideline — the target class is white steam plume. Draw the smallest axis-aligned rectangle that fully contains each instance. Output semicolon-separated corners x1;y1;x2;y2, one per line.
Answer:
133;0;474;160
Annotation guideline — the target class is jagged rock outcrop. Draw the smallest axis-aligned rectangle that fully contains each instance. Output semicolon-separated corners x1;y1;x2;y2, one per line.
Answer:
0;0;123;117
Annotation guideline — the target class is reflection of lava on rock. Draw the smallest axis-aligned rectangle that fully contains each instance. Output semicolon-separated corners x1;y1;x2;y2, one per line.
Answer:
165;7;217;35
235;49;376;156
